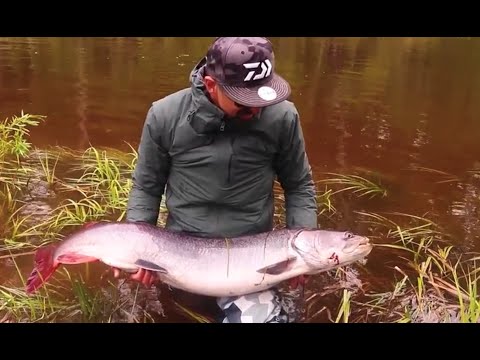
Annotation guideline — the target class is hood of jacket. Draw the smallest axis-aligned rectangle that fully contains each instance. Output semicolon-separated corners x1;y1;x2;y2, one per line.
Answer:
186;57;226;134
187;57;262;135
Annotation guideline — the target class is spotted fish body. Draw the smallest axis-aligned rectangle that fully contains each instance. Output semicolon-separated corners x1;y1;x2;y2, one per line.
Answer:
25;221;373;297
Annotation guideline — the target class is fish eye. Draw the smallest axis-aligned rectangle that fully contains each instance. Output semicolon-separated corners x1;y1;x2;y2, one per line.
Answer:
344;231;354;239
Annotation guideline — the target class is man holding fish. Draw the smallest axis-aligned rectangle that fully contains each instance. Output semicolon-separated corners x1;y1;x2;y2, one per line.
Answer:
24;37;373;323
124;37;318;323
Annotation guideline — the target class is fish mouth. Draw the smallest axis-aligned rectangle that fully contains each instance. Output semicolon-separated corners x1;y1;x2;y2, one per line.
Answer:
343;236;372;255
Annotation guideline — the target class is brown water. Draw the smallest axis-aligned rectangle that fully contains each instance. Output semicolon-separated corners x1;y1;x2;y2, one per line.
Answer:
1;37;480;322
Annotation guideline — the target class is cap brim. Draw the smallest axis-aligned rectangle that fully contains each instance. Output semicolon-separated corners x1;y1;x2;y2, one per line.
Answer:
220;73;291;108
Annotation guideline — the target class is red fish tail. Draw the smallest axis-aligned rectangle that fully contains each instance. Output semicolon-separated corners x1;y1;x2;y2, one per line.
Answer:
25;245;59;295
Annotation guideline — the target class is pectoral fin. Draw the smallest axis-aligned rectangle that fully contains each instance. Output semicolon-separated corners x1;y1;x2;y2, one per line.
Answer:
134;259;168;273
256;257;297;275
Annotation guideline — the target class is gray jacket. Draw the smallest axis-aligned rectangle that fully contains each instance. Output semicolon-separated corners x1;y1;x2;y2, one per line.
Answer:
126;59;317;237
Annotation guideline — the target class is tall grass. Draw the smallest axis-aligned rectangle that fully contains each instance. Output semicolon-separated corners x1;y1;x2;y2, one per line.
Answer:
316;172;387;199
0;112;46;162
0;113;146;322
350;210;480;323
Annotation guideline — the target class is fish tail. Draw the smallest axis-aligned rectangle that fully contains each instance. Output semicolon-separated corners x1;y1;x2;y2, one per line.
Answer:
25;245;59;295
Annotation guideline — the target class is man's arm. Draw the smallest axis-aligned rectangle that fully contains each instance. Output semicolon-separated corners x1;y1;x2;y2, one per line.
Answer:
126;105;171;225
274;106;317;229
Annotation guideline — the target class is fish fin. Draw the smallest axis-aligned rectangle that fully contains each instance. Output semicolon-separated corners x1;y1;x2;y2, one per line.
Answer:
25;245;60;295
134;259;168;273
57;253;98;264
289;275;309;289
256;257;297;275
82;221;99;228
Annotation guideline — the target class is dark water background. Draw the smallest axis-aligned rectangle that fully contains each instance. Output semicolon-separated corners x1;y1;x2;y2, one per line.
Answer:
1;37;480;322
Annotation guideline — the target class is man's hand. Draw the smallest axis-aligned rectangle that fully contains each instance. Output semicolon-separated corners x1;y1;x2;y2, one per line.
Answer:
112;267;159;288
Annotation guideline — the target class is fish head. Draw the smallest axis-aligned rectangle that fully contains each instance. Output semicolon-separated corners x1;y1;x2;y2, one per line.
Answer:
291;229;373;273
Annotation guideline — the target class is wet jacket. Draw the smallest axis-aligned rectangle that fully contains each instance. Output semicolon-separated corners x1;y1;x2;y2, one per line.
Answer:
126;60;317;238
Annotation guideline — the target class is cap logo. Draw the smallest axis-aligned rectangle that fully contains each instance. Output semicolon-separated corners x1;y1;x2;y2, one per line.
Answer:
243;59;272;82
257;86;277;101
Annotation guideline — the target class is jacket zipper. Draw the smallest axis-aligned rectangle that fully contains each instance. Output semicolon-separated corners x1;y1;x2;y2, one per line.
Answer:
219;120;231;181
227;154;233;183
218;119;227;229
227;136;235;183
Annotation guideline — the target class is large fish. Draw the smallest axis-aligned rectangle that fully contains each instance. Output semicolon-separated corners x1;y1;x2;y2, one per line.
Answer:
25;221;373;297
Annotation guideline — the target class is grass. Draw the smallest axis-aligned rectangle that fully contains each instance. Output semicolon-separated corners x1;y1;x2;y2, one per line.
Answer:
37;150;60;186
344;213;480;323
173;301;213;323
0;285;72;322
0;113;172;323
335;289;352;323
1;112;480;323
0;111;46;162
316;172;388;199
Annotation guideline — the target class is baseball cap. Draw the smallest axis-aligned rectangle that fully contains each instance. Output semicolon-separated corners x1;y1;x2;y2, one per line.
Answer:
204;37;291;108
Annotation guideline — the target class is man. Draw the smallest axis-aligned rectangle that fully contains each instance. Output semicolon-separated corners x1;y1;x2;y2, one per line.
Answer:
123;37;318;323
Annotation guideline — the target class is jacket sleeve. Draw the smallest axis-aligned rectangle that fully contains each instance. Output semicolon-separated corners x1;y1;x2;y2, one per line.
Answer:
126;105;171;225
274;106;318;229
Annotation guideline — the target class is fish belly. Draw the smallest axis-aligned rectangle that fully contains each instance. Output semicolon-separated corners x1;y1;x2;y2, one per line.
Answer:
160;269;282;297
157;246;297;297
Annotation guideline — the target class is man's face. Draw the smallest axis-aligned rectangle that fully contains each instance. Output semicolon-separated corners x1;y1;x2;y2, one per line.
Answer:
204;75;261;120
